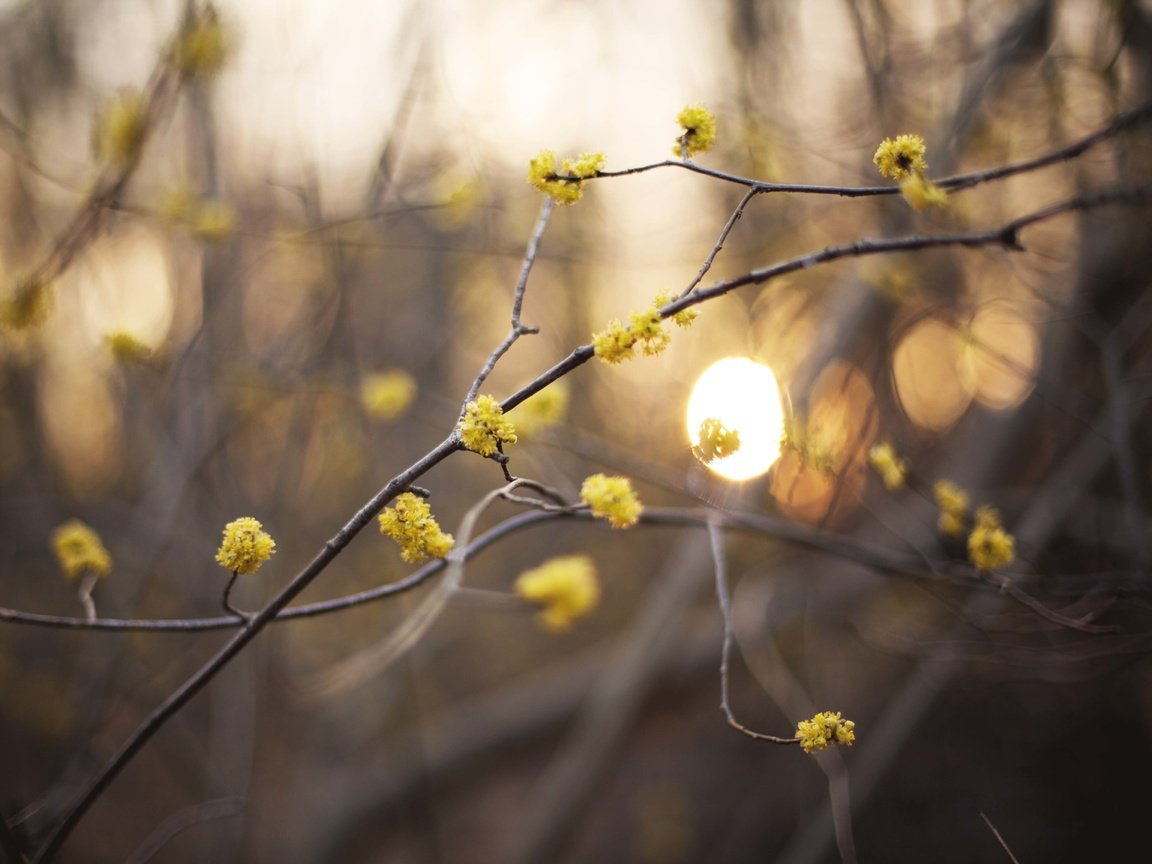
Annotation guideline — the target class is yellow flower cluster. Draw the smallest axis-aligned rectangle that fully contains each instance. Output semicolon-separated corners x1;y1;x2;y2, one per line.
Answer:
191;200;236;241
867;441;907;490
873;134;947;210
932;482;1017;569
968;506;1015;571
527;150;605;205
94;90;146;166
360;369;417;421
900;172;949;211
873;134;927;180
933;479;970;537
654;290;700;329
694;417;741;463
508;379;569;438
580;473;643;529
52;520;113;581
215;517;276;575
0;279;53;331
780;416;837;476
458;394;518;457
796;711;856;754
515;555;600;632
593;293;698;365
378;492;454;564
673;103;717;158
105;331;154;363
172;7;229;78
159;187;237;240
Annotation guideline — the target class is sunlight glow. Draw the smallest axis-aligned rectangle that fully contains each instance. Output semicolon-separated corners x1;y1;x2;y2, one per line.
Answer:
685;357;786;481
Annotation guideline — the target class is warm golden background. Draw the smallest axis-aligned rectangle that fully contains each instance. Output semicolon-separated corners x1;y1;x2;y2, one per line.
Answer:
2;0;1151;862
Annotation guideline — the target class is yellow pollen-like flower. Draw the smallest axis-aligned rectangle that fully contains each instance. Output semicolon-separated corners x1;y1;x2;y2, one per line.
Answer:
900;172;948;211
360;369;417;421
629;307;671;356
867;441;908;490
592;319;636;364
378;492;455;564
694;417;741;464
458;394;518;457
938;511;966;538
973;504;1002;530
796;711;856;754
527;149;604;205
654;291;699;329
515;555;600;632
580;473;643;529
95;90;147;166
52;520;113;581
567;152;606;179
192;200;236;240
933;479;969;518
0;279;53;331
873;134;927;181
508;379;569;438
215;517;276;575
674;103;717;158
592;303;676;365
106;331;154;363
968;523;1015;571
172;8;230;78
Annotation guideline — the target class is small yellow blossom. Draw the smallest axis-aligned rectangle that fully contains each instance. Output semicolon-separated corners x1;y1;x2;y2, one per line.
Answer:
580;473;643;529
592;304;674;365
968;523;1015;571
592;319;636;364
568;152;606;178
360;369;416;421
0;279;53;331
52;520;112;581
95;90;147;166
508;379;569;438
694;418;741;464
378;492;455;564
515;555;600;632
867;441;907;491
674;103;717;158
215;517;276;575
629;307;671;356
654;291;699;329
172;7;229;78
873;134;927;181
106;331;153;363
527;149;604;205
192;200;236;240
159;184;197;221
458;394;517;457
796;711;856;754
933;479;969;537
939;511;966;538
780;415;837;476
973;504;1002;530
900;172;948;211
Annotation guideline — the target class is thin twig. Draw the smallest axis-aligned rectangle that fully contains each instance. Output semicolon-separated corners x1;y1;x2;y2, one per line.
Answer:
680;186;759;297
75;571;99;622
979;811;1023;864
596;100;1152;198
31;436;460;863
463;197;551;405
707;516;797;745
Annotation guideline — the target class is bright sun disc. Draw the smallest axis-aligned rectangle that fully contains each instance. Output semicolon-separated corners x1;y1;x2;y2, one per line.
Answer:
686;357;785;481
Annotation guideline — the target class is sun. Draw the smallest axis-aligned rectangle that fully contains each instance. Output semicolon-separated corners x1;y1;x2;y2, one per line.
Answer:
685;357;786;481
